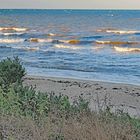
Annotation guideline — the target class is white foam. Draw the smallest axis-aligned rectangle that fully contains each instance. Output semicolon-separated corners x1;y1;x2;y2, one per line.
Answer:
96;40;111;44
24;47;40;51
54;44;80;50
0;27;28;32
0;39;24;43
59;40;80;44
114;46;140;52
96;40;139;45
106;30;140;34
28;38;53;43
59;40;70;43
97;29;140;34
47;33;56;36
1;32;25;36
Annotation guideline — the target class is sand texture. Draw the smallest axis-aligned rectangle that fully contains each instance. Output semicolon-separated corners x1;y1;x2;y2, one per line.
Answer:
24;76;140;117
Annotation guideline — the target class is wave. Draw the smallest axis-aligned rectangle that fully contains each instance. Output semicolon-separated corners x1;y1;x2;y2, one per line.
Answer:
27;38;53;43
1;45;40;51
27;38;92;45
1;32;25;36
58;40;79;44
59;39;93;45
54;44;80;50
47;33;65;37
97;29;140;34
106;30;140;34
24;47;40;51
96;40;139;45
68;40;80;44
82;35;103;39
0;27;28;32
27;39;80;44
114;46;140;52
27;38;69;44
0;45;10;48
0;39;24;43
47;33;56;36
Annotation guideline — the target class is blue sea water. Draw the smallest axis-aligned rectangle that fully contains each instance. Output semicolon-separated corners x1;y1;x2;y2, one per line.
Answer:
0;9;140;85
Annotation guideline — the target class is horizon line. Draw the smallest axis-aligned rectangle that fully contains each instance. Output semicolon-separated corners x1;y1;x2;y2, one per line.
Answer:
0;8;140;10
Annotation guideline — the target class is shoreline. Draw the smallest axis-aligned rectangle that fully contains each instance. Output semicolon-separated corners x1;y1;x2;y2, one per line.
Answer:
26;67;140;87
24;75;140;117
26;74;140;86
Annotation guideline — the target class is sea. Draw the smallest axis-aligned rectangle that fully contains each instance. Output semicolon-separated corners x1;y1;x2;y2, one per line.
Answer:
0;9;140;85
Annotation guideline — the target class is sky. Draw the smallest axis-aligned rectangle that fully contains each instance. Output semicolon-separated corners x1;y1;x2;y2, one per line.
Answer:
0;0;140;9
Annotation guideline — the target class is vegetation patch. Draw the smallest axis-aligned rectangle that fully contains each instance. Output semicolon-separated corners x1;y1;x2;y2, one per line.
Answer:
0;57;139;140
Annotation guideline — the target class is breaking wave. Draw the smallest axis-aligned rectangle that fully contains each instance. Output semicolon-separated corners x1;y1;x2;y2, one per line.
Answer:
58;40;79;44
1;32;25;36
0;39;24;43
114;46;140;52
27;38;53;43
0;27;28;32
0;45;40;51
47;33;65;37
96;40;139;45
97;29;140;34
27;38;86;45
59;39;93;45
54;44;80;50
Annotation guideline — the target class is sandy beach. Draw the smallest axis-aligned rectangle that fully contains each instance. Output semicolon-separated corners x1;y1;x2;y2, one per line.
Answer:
24;75;140;117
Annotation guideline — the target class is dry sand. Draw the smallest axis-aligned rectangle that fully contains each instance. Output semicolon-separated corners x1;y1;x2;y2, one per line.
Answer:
24;76;140;117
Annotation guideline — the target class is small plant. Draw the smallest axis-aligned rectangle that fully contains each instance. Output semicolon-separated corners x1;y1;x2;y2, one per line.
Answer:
72;96;89;113
0;57;26;90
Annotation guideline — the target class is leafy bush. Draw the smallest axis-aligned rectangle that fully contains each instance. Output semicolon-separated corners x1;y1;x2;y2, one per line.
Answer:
0;57;26;90
0;84;89;120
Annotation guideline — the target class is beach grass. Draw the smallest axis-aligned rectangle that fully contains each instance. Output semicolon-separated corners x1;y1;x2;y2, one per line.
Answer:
0;57;140;140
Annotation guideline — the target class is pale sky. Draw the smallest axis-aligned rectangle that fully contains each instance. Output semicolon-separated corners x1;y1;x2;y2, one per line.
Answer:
0;0;140;9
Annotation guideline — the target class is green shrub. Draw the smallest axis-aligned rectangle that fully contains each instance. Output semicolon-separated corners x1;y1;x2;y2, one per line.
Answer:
0;83;90;120
0;57;26;90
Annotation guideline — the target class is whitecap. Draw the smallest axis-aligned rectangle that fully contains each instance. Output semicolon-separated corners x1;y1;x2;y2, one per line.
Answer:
1;32;25;36
28;38;53;43
97;29;140;34
47;33;65;37
58;40;70;43
47;33;57;36
106;30;140;34
58;39;80;44
0;39;24;43
24;47;40;51
96;40;139;45
114;46;140;52
0;27;28;32
54;44;80;50
96;40;111;44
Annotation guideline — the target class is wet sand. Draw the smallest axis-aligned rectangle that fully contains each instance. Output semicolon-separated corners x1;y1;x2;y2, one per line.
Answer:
24;75;140;117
